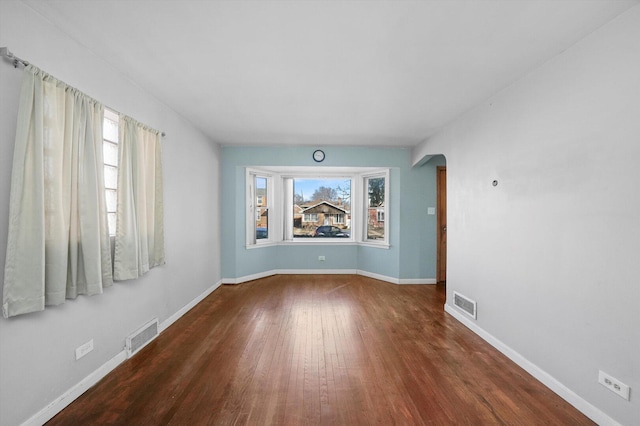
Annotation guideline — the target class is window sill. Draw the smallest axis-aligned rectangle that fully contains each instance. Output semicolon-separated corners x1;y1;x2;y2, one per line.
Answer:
281;239;359;246
358;241;390;249
246;240;389;249
246;241;279;249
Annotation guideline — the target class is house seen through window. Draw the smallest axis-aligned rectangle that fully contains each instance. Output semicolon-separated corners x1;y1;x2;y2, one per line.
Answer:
366;176;386;240
293;178;351;238
255;176;269;240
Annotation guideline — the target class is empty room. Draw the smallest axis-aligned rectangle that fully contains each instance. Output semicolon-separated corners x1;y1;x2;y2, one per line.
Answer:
0;1;638;425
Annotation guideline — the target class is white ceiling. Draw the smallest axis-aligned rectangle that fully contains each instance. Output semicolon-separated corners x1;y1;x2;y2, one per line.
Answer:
24;0;638;147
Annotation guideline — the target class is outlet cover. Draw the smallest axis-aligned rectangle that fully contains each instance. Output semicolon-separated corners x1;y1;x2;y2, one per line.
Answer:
75;339;94;360
598;370;630;400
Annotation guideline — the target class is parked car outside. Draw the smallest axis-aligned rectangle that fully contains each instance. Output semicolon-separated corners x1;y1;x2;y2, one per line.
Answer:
256;227;268;239
313;225;350;238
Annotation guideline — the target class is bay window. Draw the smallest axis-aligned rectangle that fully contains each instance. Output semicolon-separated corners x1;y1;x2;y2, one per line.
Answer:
246;167;389;247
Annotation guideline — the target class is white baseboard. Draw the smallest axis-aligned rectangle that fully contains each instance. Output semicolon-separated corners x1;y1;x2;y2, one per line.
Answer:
222;270;276;285
444;304;621;426
24;280;223;426
223;269;436;286
278;268;358;275
222;269;358;284
159;280;222;333
357;269;400;283
398;278;437;285
357;270;436;285
23;351;127;426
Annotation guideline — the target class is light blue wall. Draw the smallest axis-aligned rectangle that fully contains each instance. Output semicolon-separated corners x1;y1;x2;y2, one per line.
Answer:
221;146;442;281
398;155;445;279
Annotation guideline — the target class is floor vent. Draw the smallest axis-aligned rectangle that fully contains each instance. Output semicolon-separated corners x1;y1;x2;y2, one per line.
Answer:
126;318;159;358
453;291;477;319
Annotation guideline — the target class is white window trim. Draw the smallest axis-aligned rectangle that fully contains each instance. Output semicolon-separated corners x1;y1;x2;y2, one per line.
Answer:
246;168;279;248
246;166;389;248
362;169;389;246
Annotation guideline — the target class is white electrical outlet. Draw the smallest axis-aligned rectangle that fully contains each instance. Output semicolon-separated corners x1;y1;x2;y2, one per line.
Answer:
598;370;630;400
318;256;325;261
75;339;94;360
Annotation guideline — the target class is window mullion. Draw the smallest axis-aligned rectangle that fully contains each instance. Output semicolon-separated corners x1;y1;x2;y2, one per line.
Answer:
283;177;294;241
246;171;256;246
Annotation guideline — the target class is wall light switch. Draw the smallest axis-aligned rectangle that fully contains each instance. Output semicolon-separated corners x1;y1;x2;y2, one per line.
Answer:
427;207;436;215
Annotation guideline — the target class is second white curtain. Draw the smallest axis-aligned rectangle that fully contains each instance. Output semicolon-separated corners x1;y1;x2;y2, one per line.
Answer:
113;116;165;280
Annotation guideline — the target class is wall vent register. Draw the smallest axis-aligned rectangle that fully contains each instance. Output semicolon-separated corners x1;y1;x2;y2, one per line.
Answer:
453;291;477;319
125;318;159;358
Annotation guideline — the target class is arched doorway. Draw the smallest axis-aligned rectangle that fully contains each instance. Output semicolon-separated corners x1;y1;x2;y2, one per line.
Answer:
437;166;446;284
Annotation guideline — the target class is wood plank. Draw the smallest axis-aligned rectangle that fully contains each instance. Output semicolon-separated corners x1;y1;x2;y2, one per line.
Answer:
47;275;594;425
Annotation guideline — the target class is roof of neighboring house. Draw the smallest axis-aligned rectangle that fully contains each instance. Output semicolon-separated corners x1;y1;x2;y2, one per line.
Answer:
300;201;349;215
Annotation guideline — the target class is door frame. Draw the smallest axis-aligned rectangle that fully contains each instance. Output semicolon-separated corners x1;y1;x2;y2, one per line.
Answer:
436;166;446;283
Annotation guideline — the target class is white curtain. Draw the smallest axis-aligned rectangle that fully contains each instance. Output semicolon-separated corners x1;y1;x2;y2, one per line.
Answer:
113;116;165;280
3;65;113;318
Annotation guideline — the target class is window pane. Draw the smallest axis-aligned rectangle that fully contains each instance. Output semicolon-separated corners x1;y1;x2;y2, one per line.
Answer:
105;189;117;213
294;178;351;238
104;116;118;143
103;110;119;237
107;213;117;236
103;141;118;166
255;177;268;240
104;165;118;189
367;177;385;240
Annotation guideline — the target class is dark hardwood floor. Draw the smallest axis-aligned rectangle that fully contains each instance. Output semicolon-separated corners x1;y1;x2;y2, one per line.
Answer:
48;275;593;425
